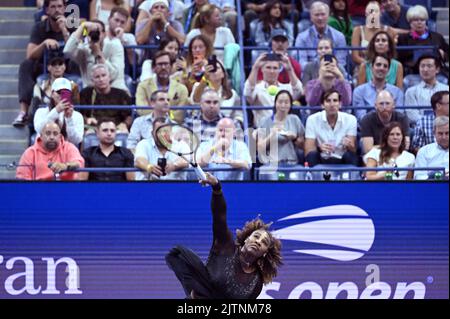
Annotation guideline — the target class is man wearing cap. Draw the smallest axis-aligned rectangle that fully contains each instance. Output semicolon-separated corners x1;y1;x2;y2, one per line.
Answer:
136;0;185;50
16;121;85;181
13;0;73;127
256;29;301;85
404;54;449;124
33;77;84;146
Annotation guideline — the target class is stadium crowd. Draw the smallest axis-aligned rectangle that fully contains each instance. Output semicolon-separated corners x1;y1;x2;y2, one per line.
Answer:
12;0;449;181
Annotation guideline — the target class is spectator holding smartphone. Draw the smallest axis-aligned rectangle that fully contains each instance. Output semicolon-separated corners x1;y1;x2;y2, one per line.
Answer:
305;54;351;107
33;77;84;146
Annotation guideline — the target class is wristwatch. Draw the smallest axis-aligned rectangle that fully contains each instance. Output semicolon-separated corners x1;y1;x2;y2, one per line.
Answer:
164;22;170;33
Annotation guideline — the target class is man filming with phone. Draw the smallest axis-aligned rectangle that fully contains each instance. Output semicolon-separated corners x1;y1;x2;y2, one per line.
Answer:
64;19;128;93
305;54;352;108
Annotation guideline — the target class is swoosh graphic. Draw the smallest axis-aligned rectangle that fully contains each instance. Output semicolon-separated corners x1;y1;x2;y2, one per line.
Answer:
278;205;370;221
272;218;375;252
293;250;365;262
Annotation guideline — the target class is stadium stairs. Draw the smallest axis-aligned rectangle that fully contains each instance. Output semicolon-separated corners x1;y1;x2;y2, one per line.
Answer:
0;6;34;179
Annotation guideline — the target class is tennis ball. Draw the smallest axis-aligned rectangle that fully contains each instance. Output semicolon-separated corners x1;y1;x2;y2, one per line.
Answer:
267;85;279;96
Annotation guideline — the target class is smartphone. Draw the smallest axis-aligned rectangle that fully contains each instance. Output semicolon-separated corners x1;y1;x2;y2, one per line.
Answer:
207;54;217;73
323;54;333;63
59;89;72;104
265;53;281;61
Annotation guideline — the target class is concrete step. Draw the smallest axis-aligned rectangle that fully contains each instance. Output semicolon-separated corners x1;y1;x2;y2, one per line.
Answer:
0;49;26;64
0;169;17;180
0;109;20;124
0;124;29;139
0;35;29;49
0;65;19;76
0;95;18;109
0;79;18;95
0;8;34;20
0;19;34;35
0;139;28;154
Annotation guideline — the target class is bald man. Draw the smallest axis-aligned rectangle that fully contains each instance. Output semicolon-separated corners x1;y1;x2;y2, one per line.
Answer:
360;90;410;154
16;121;84;180
197;117;252;180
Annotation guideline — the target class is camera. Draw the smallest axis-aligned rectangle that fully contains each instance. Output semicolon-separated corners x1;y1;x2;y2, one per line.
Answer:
89;30;100;43
207;55;217;73
157;158;167;176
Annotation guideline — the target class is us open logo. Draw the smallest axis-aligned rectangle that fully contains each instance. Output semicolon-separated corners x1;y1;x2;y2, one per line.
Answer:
272;205;375;261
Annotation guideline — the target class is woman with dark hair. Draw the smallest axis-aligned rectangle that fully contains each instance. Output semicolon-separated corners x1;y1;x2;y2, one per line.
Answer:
256;90;305;175
190;59;241;120
328;0;354;45
166;173;282;299
365;122;415;180
357;30;403;88
254;0;294;47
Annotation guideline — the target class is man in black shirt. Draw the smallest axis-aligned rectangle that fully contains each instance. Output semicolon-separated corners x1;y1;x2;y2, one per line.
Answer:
360;90;410;155
80;64;132;133
13;0;73;127
79;118;135;181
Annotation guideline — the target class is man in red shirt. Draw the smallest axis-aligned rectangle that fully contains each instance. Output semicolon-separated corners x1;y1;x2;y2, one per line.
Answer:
16;121;84;180
257;28;302;84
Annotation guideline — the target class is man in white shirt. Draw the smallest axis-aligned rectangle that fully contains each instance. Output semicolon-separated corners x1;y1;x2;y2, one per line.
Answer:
304;89;358;166
134;117;189;180
405;54;449;124
244;53;303;127
414;116;449;180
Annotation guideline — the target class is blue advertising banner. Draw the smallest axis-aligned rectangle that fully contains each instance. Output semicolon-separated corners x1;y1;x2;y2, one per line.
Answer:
0;182;448;299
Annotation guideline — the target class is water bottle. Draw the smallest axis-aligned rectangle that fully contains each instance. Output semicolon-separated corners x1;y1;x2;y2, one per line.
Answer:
434;172;443;180
304;162;313;181
385;171;393;180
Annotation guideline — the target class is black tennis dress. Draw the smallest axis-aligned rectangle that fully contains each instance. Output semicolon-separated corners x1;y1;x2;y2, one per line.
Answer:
165;183;263;299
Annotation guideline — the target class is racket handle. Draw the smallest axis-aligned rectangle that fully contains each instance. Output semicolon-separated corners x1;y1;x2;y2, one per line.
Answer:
193;164;207;180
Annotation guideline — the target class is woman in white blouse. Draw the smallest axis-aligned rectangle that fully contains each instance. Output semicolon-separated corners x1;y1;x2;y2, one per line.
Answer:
365;122;415;180
184;4;235;62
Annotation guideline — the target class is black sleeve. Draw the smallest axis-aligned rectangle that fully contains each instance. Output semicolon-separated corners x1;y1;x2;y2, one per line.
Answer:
29;22;43;45
123;148;135;168
360;115;372;138
81;148;91;167
210;183;233;246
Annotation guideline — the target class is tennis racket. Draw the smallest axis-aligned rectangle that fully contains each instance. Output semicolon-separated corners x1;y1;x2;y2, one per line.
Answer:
154;123;207;180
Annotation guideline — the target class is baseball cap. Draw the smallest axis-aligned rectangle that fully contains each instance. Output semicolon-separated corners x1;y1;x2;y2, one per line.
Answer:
51;78;72;92
270;28;289;41
149;0;169;9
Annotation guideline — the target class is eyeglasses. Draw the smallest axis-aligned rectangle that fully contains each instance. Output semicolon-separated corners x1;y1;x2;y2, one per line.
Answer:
50;61;64;66
155;62;171;68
